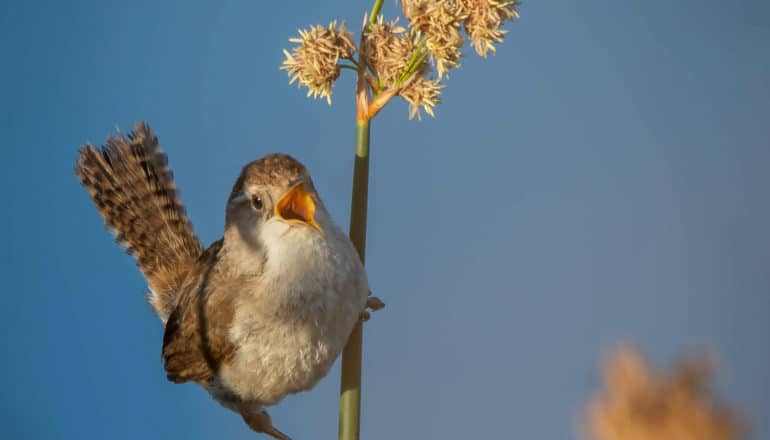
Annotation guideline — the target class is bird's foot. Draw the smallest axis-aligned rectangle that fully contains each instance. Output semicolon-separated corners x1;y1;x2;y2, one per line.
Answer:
360;294;385;322
241;408;291;440
367;295;385;311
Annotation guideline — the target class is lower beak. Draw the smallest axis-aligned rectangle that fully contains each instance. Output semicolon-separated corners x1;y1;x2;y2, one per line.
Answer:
275;183;322;233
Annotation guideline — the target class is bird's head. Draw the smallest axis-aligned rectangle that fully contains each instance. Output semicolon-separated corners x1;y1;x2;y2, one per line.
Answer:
225;154;325;251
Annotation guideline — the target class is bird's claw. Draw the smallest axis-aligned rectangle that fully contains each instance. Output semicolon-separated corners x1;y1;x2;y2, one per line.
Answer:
360;294;385;322
366;295;385;311
241;408;292;440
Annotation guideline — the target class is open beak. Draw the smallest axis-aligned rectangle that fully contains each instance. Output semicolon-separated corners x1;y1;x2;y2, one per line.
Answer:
275;183;322;233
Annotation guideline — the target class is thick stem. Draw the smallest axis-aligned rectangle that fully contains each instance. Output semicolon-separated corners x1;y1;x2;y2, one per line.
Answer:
349;122;370;258
339;120;370;440
339;2;383;438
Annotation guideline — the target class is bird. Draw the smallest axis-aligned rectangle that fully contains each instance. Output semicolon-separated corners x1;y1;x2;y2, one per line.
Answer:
74;122;383;439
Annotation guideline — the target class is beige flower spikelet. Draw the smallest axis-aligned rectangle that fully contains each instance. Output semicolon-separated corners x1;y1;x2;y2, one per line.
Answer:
365;16;442;119
364;17;413;87
585;347;746;440
402;0;467;78
400;76;443;120
463;0;520;57
281;21;356;104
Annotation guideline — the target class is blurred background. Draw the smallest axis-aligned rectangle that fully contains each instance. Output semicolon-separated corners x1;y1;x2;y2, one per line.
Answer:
1;0;768;439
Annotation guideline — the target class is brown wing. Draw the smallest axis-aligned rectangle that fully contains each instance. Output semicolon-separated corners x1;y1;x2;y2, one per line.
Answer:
162;240;237;384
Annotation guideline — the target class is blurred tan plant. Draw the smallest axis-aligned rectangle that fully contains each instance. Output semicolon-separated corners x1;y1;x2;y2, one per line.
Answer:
584;347;747;440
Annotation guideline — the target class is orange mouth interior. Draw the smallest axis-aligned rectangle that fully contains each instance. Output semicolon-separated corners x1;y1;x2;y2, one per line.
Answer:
275;184;322;233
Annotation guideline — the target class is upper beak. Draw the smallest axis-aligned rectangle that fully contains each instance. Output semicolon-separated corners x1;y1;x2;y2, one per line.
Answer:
275;183;322;233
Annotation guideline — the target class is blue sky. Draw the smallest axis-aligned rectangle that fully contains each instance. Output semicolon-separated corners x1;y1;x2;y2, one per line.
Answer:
2;0;769;439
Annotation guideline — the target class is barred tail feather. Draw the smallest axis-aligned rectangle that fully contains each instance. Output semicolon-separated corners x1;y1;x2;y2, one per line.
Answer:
75;122;203;322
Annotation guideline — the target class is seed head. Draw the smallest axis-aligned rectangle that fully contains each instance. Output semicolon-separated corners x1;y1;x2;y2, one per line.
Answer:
400;75;443;119
402;0;467;79
463;0;519;57
364;17;413;87
281;21;356;104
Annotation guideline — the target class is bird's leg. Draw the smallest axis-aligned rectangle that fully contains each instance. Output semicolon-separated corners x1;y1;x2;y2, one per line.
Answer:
360;291;385;321
240;407;291;440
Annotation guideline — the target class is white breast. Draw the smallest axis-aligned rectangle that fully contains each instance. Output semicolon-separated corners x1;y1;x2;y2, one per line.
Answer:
216;218;368;406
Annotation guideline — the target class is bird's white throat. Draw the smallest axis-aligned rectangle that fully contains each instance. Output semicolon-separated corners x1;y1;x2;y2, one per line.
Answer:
222;211;341;306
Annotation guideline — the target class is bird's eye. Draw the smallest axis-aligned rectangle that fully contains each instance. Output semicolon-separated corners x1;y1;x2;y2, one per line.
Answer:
251;195;263;210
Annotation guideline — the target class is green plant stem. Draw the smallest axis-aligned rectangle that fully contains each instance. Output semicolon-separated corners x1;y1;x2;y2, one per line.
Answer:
368;0;384;26
339;120;371;440
349;122;370;254
339;3;383;439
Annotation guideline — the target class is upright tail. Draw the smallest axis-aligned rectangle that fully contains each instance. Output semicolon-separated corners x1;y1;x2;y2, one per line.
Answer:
75;122;203;323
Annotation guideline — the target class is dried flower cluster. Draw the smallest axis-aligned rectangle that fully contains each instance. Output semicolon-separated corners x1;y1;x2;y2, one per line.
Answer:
585;348;746;440
281;0;518;118
399;76;443;119
402;0;519;71
364;17;442;119
464;0;520;57
281;21;355;104
364;17;414;87
402;0;466;78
